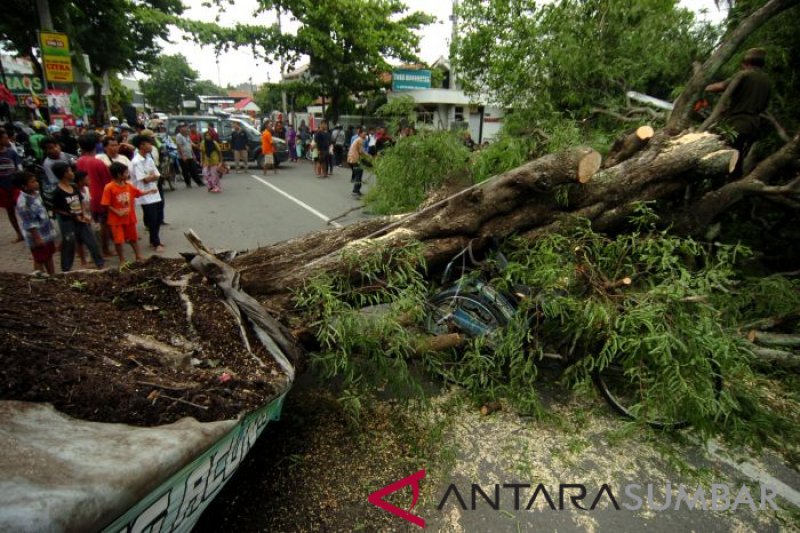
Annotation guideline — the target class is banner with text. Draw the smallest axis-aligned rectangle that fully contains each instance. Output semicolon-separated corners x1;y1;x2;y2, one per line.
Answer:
39;31;73;83
392;69;432;91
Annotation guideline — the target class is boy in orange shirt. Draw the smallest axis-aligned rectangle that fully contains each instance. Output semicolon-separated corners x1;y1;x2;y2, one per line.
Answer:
260;123;276;175
101;161;157;263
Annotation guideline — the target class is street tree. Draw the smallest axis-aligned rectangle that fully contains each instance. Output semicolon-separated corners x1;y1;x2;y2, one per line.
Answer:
273;0;433;121
0;0;184;122
178;0;434;122
139;54;198;113
194;79;227;97
2;0;799;449
454;0;720;119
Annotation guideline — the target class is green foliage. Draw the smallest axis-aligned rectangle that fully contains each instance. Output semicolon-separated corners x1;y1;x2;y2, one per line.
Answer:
294;241;431;423
375;95;417;136
296;205;800;448
193;79;226;97
239;0;435;121
364;114;593;213
108;74;133;117
454;0;719;120
140;54;199;113
366;131;472;214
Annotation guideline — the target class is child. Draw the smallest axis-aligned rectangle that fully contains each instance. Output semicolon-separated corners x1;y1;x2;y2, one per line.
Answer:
74;170;93;267
13;170;57;275
51;162;104;271
101;161;157;264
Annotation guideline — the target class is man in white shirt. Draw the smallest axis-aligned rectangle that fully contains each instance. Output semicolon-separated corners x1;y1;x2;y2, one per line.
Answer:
96;137;131;168
130;135;165;253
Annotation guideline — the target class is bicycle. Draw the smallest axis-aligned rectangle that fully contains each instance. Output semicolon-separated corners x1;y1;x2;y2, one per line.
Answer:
425;242;722;429
158;138;182;191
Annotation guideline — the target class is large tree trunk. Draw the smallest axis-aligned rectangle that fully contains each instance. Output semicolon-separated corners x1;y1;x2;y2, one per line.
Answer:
235;133;743;299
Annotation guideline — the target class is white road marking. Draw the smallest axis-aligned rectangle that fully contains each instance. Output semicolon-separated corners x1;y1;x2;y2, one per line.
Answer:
250;175;343;228
705;439;800;507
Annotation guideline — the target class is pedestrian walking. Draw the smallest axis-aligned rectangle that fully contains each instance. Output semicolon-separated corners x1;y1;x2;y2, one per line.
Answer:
201;131;224;192
348;129;369;198
287;125;298;162
260;124;277;175
175;124;204;187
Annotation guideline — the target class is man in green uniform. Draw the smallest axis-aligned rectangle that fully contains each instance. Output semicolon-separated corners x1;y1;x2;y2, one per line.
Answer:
705;47;771;177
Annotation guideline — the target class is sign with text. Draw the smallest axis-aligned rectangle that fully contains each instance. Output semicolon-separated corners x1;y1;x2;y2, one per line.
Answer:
392;69;432;91
1;55;45;95
43;56;74;83
4;73;45;95
39;31;73;82
39;31;70;57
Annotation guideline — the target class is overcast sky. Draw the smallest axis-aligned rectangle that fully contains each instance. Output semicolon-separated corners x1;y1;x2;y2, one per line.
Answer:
157;0;727;89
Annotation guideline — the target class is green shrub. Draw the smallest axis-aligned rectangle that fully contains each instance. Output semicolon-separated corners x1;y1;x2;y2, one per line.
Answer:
366;131;471;214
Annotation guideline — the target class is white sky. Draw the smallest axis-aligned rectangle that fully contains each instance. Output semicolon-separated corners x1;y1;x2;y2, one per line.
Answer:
157;0;726;89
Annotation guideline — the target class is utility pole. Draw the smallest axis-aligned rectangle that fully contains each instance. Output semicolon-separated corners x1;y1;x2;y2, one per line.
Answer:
36;0;54;30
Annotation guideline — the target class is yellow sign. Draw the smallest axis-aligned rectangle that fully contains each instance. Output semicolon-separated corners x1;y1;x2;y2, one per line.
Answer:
44;56;74;83
39;32;70;56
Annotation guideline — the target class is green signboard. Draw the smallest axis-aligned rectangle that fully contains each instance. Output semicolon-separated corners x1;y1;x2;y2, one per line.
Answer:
4;73;45;95
392;69;432;91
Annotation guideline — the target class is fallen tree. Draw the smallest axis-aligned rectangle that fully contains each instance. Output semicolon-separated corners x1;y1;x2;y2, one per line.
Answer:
2;0;799;429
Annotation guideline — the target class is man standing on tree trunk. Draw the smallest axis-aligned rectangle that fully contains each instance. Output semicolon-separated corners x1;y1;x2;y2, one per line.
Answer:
705;47;771;177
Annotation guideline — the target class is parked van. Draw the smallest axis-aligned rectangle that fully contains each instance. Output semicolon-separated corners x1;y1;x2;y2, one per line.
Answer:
166;115;289;167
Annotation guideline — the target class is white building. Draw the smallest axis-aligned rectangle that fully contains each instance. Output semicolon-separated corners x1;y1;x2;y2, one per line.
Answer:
387;56;504;143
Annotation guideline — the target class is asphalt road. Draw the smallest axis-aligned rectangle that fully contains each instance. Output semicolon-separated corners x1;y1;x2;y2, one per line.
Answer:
157;159;372;256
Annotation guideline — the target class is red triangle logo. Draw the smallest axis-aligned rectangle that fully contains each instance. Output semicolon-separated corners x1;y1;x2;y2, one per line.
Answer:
367;469;426;528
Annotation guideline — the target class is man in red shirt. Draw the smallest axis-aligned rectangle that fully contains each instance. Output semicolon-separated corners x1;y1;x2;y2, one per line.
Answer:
76;133;113;256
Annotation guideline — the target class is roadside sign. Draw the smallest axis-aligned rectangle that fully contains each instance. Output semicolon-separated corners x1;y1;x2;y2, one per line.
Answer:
39;32;70;56
39;31;73;83
43;56;74;83
4;73;45;95
392;69;432;91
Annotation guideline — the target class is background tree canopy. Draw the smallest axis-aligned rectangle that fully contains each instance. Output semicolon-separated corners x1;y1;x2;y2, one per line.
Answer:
139;54;199;113
453;0;720;117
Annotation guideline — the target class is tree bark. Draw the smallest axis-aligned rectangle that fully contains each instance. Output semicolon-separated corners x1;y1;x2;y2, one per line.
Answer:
672;134;800;234
603;125;655;168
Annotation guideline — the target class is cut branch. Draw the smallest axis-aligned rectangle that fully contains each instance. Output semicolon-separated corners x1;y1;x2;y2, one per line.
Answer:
603;126;655;168
750;346;800;370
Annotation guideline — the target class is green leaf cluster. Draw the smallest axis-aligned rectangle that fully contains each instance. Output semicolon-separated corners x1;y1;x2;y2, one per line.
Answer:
366;131;472;214
364;116;596;214
139;55;200;113
294;241;430;423
295;207;800;449
453;0;719;120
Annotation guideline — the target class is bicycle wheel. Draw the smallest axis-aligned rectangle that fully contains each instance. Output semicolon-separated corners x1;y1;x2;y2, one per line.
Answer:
426;285;511;338
160;158;175;191
592;357;722;430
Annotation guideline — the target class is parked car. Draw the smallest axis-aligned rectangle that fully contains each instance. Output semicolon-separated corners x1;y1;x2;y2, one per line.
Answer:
166;115;289;167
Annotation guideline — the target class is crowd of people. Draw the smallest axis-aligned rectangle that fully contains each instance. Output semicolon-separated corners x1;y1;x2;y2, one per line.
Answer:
273;119;401;198
0;117;184;275
0;112;431;274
